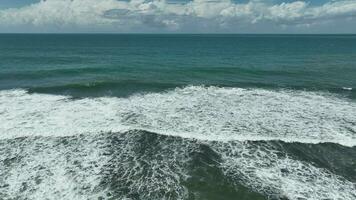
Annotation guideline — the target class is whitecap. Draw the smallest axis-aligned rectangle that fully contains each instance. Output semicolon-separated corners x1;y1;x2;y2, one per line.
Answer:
1;86;356;146
342;87;353;91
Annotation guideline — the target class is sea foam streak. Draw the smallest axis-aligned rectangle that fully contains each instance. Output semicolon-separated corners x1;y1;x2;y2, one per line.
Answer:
1;86;356;146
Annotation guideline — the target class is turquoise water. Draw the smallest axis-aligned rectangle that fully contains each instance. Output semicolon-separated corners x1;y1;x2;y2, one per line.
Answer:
1;34;355;97
0;34;356;199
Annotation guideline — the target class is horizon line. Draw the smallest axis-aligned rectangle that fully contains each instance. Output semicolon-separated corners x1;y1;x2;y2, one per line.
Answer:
1;33;356;35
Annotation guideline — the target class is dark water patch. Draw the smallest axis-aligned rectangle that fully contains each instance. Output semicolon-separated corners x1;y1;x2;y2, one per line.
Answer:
18;80;356;100
272;141;356;182
185;143;267;200
27;80;181;98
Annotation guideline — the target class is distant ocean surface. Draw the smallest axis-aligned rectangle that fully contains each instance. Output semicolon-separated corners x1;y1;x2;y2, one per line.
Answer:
1;34;356;200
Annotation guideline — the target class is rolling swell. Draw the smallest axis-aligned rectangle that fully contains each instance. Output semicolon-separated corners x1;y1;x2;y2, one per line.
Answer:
27;82;356;99
2;78;354;99
27;81;181;98
0;67;113;80
1;64;355;99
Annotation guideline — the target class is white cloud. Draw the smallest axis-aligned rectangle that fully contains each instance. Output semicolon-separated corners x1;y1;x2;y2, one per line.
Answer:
0;0;356;32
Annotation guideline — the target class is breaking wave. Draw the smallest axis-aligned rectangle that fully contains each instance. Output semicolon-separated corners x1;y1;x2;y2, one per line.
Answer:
1;86;355;146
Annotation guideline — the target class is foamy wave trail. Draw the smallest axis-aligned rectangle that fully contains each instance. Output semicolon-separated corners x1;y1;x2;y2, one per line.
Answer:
0;132;197;199
212;141;356;200
1;132;356;200
1;86;356;146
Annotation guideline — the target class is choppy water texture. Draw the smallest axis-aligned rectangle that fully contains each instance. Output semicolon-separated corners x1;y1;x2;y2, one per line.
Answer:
1;34;356;200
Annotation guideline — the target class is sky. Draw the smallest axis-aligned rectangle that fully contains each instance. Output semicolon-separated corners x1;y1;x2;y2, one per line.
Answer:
0;0;355;33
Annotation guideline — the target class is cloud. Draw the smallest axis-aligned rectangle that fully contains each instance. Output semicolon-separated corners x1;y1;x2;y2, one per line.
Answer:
0;0;356;32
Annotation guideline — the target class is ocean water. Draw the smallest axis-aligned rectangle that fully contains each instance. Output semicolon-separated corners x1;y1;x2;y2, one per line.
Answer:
0;34;356;200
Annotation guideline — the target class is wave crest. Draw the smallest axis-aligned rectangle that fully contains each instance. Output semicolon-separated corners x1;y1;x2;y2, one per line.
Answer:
1;86;356;146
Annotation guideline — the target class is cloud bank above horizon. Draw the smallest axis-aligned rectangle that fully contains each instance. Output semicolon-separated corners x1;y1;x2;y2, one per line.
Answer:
0;0;356;33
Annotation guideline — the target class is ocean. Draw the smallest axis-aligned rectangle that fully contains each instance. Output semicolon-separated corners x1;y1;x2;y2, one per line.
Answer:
0;34;356;200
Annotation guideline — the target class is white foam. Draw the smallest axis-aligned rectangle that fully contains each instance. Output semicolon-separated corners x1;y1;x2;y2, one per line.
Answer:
1;86;356;146
0;138;109;200
0;132;195;199
342;87;353;91
211;141;356;200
